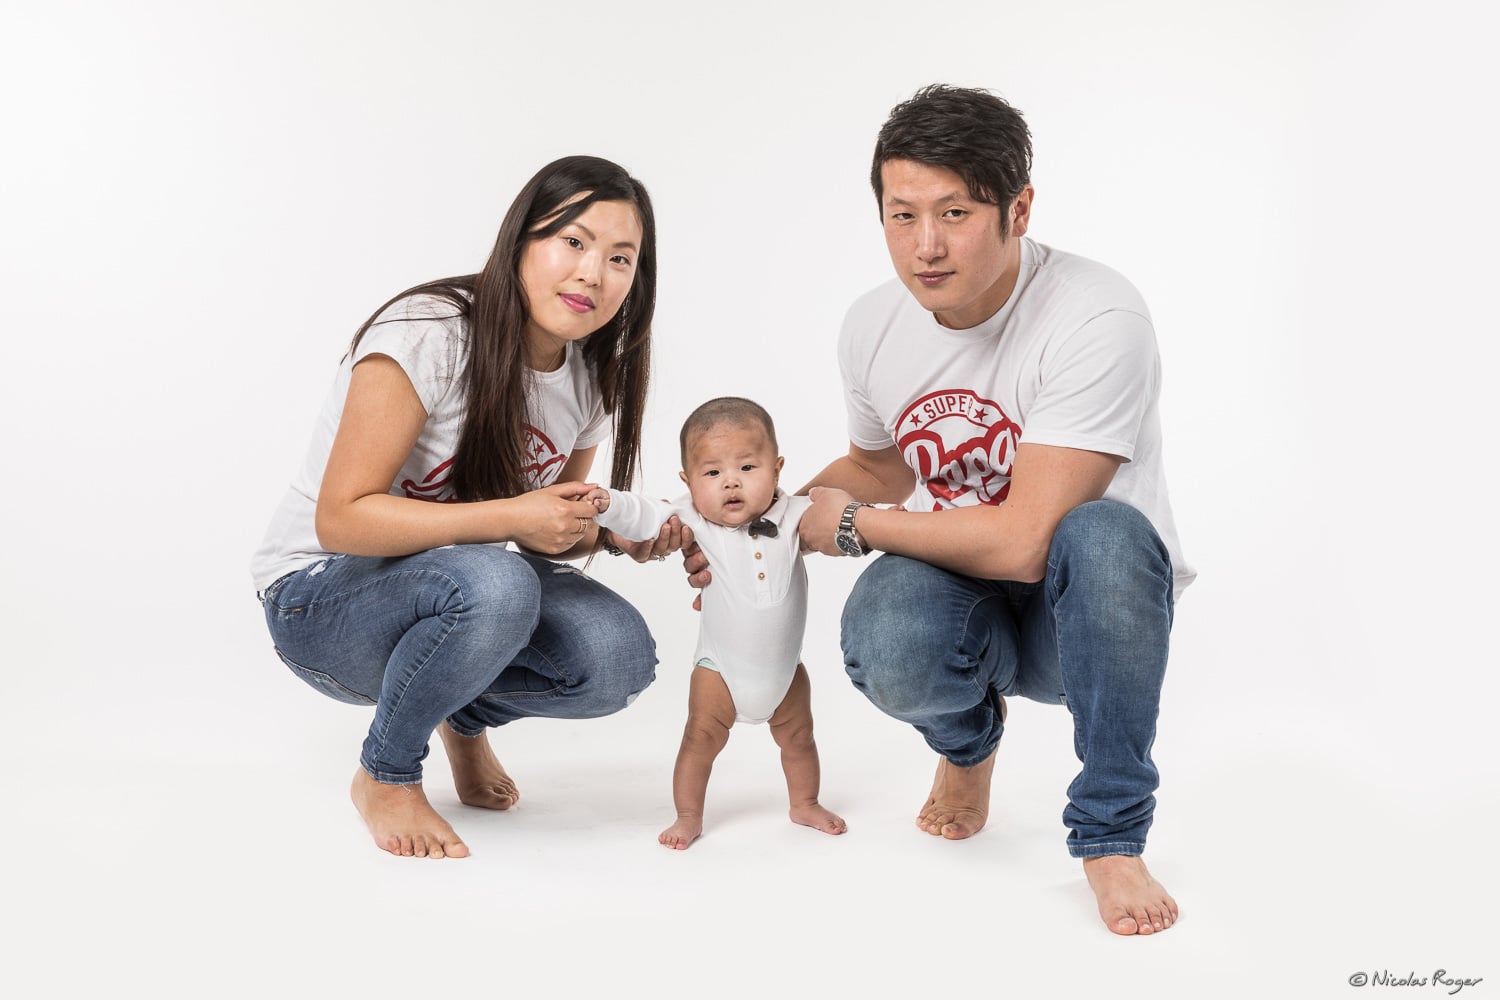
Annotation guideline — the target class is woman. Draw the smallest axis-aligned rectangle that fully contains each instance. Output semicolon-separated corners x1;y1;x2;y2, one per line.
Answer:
251;156;685;859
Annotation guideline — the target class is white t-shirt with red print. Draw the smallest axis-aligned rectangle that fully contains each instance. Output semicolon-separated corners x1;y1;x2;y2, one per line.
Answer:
251;294;610;592
839;238;1194;598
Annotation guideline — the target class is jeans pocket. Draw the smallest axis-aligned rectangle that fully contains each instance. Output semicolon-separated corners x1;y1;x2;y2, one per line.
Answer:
274;648;375;706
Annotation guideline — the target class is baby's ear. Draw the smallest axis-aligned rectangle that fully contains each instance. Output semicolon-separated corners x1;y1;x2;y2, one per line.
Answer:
678;470;688;485
774;456;785;475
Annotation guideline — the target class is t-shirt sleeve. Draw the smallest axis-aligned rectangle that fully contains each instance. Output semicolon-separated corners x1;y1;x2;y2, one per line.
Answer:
352;303;463;415
595;491;697;541
1021;309;1159;462
838;307;892;451
574;400;611;451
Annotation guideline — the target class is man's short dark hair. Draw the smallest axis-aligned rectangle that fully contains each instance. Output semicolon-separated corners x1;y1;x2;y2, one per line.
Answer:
870;84;1033;228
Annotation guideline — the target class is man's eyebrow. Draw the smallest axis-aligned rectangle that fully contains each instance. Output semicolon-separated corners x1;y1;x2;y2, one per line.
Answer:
885;191;967;207
568;222;638;252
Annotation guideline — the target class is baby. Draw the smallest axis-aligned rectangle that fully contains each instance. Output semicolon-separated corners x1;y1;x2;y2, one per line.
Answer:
587;397;846;849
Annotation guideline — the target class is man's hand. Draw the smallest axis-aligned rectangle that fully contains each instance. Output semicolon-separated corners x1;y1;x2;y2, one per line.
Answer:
799;486;856;556
678;538;712;611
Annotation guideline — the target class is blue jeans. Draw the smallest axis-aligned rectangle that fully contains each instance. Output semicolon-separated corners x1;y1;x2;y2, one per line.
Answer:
260;545;657;784
841;500;1173;858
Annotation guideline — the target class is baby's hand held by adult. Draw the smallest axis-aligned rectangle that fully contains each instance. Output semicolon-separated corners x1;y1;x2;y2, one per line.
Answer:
508;482;598;554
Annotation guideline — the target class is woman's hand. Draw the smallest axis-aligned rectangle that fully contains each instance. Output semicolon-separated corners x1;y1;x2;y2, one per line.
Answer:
612;516;695;564
507;481;602;555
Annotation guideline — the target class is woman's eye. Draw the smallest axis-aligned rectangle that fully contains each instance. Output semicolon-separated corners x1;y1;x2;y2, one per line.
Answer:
610;254;632;266
564;236;583;249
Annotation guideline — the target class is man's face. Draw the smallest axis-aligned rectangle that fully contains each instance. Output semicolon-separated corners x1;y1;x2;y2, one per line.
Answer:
879;159;1032;330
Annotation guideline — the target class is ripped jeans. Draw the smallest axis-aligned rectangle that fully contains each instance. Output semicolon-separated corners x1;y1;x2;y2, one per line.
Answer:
259;545;658;784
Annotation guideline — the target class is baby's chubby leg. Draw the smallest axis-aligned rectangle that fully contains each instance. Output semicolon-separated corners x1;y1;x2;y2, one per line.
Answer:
660;666;736;850
769;665;846;837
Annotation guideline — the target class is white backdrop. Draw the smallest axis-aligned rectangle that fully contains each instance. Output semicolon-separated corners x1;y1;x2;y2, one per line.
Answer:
3;1;1495;996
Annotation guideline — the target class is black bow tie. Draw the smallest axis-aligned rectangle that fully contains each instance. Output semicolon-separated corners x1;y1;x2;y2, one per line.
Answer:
748;517;778;538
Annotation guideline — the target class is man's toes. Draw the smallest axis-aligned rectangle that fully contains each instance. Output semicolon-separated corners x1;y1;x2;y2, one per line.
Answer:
1109;911;1140;935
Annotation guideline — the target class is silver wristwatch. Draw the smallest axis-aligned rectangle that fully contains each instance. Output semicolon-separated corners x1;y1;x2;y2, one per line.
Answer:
836;501;873;557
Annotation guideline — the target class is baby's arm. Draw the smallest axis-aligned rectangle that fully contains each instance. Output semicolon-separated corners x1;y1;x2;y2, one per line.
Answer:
594;490;688;542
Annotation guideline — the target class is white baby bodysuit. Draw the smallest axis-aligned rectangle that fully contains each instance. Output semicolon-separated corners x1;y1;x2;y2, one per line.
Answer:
596;490;809;724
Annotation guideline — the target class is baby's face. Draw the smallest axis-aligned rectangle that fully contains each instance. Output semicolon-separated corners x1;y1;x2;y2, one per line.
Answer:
680;422;783;529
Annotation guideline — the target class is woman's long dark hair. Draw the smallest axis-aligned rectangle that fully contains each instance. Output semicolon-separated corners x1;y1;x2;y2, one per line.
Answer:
349;155;656;507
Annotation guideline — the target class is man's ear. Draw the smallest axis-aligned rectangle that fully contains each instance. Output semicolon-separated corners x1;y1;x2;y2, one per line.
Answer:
1009;184;1035;239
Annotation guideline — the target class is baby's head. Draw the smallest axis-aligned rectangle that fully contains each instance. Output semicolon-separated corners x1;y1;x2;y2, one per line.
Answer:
678;397;784;529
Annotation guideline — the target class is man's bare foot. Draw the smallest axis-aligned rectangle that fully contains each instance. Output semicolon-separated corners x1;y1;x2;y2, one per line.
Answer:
916;748;997;840
659;816;703;850
438;725;519;810
916;697;1005;840
1083;855;1178;935
349;769;469;859
790;802;848;836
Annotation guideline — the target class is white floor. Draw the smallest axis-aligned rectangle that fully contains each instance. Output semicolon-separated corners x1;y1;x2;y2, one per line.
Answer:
8;549;1494;998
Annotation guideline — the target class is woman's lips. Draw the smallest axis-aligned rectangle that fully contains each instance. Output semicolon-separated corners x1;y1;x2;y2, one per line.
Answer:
560;293;595;313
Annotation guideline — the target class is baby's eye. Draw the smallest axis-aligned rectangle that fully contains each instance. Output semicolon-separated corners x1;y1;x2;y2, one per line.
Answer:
741;464;755;472
705;470;720;477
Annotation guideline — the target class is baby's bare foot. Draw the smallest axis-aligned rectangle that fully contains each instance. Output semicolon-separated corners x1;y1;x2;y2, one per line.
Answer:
790;802;847;836
1083;855;1179;935
659;816;703;850
916;748;996;840
350;769;469;859
439;725;518;810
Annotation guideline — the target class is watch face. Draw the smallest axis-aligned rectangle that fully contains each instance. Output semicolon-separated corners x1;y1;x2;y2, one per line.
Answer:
836;531;864;557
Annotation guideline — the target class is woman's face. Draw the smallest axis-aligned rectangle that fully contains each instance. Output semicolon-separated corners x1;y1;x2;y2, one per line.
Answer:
519;195;644;371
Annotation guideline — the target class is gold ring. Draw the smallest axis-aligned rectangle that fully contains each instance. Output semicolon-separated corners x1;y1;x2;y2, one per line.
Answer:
576;518;588;535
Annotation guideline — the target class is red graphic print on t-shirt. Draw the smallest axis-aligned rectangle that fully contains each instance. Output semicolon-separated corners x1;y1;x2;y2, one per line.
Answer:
401;458;457;502
896;390;1020;510
523;425;567;487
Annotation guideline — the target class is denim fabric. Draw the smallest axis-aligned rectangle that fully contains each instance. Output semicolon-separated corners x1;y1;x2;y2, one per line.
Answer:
261;545;657;784
841;500;1173;857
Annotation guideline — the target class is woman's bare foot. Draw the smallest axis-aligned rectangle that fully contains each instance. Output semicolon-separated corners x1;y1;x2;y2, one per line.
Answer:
438;725;519;810
659;816;703;850
349;769;469;859
1083;855;1179;935
916;748;997;840
790;802;848;836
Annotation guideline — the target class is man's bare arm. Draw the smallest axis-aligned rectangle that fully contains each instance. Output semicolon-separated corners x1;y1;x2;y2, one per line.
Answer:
801;442;1122;582
799;443;914;502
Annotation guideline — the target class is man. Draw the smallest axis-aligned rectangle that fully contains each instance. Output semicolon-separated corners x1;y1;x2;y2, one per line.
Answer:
796;84;1194;935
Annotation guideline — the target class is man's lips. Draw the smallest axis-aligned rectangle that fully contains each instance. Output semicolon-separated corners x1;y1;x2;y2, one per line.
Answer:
559;293;595;312
916;271;952;287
